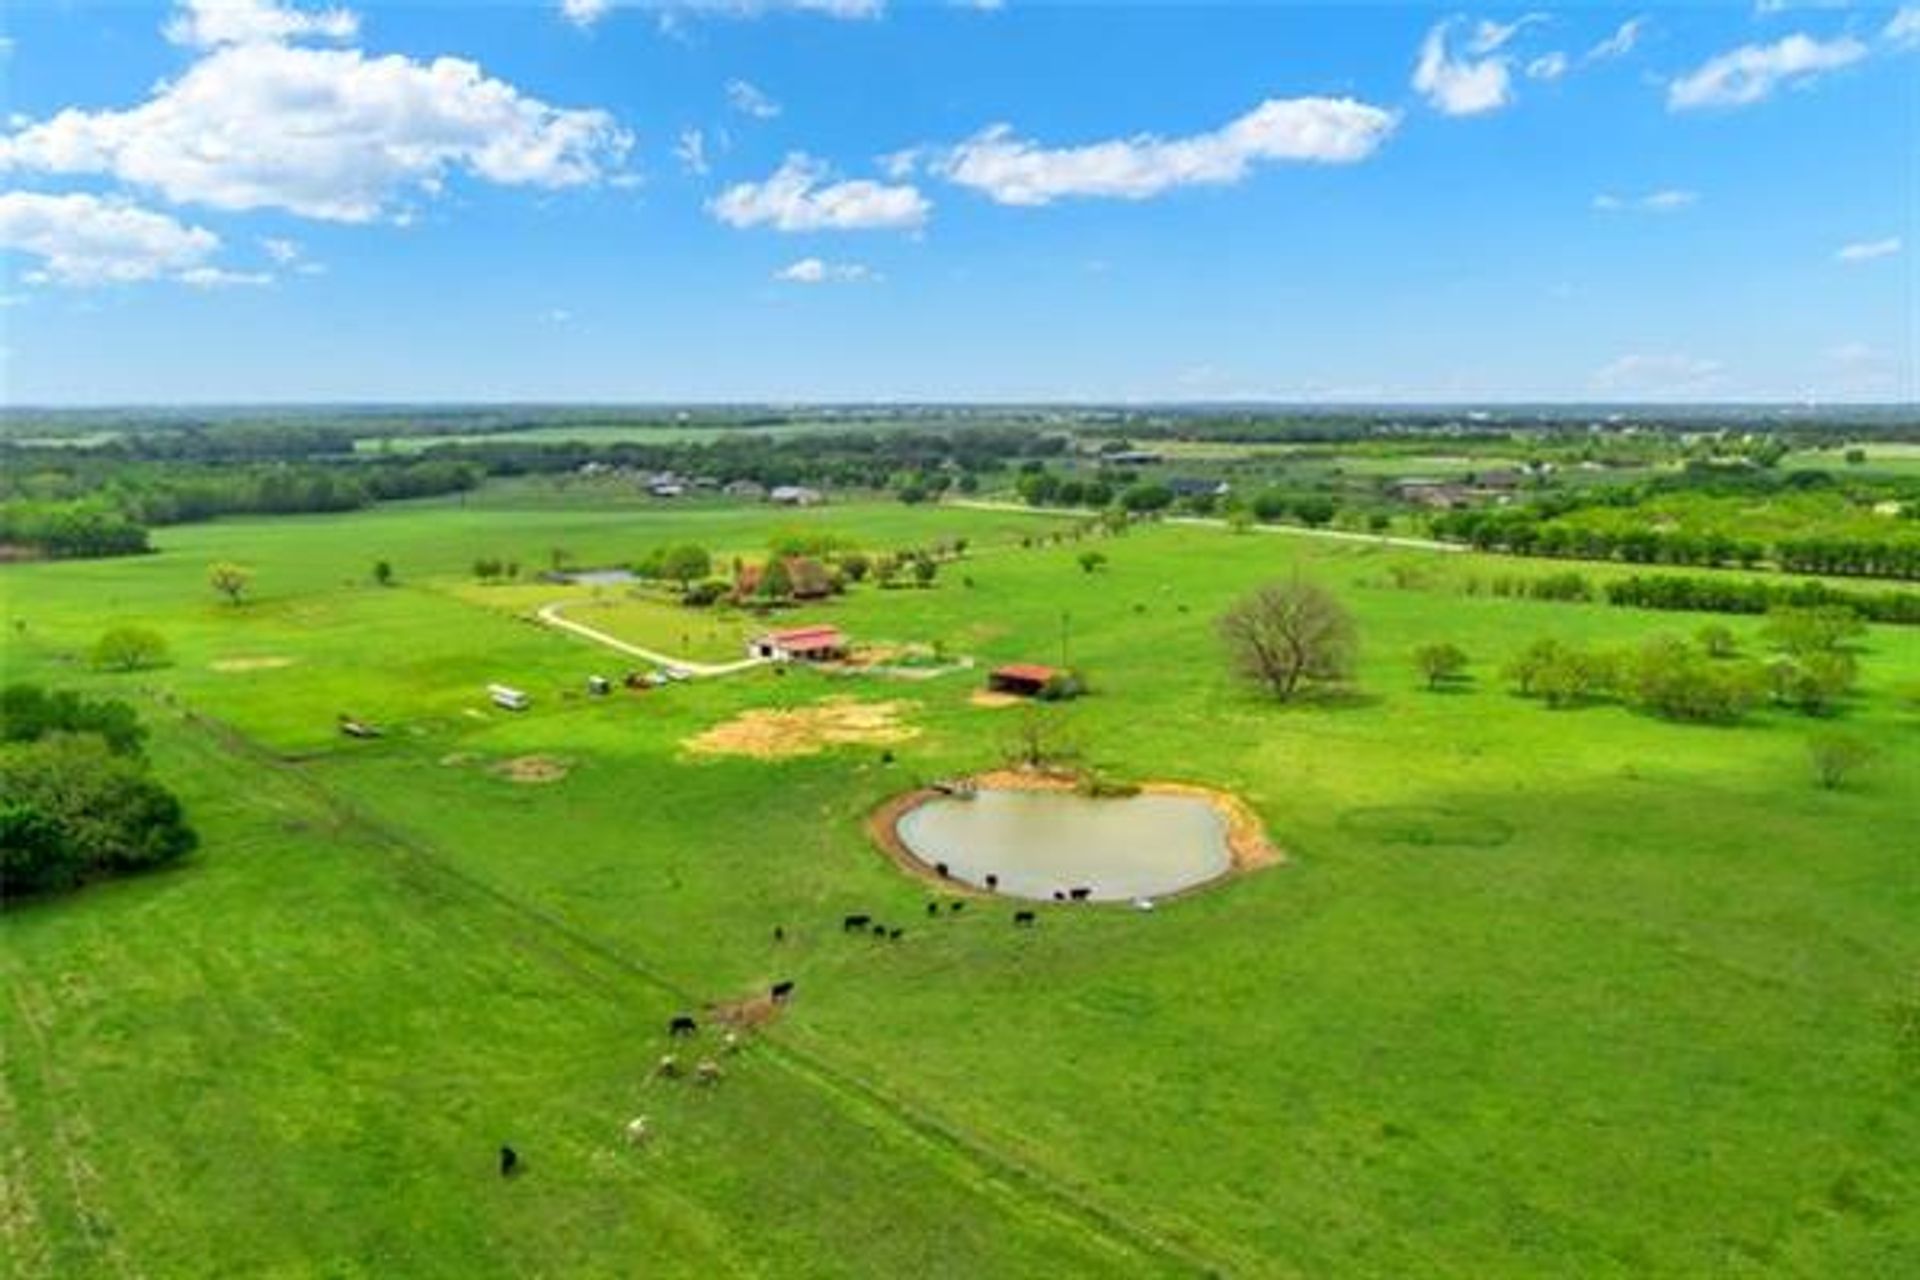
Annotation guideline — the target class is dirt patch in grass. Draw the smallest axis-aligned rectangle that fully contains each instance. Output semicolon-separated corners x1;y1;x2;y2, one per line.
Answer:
493;755;571;784
210;656;294;672
969;690;1023;709
684;697;919;760
708;993;783;1030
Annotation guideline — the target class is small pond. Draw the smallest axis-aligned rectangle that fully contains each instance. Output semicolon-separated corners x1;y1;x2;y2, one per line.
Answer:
893;788;1234;902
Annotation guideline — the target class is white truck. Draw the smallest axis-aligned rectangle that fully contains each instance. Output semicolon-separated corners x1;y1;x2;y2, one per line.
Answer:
487;683;531;711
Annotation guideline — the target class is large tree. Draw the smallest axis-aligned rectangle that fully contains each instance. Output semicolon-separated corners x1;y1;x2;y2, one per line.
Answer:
1218;578;1358;701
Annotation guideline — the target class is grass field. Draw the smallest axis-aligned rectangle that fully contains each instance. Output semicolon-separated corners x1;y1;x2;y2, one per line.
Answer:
4;488;1918;1277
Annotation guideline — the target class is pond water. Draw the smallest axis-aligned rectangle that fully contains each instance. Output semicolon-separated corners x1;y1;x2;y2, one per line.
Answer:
894;788;1233;902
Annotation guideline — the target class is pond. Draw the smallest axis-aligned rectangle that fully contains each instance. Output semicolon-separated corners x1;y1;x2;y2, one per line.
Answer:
893;788;1235;902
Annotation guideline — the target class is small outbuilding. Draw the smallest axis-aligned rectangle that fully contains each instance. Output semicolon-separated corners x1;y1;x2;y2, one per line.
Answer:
749;625;849;663
987;663;1060;698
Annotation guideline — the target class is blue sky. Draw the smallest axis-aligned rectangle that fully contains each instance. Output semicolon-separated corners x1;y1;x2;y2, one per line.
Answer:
1;0;1913;404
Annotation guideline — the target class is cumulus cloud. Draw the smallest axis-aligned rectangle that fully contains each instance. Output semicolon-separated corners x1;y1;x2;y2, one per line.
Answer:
726;78;781;119
674;127;710;176
1587;16;1645;62
927;97;1395;206
1667;32;1868;109
0;38;632;221
1835;236;1901;263
1466;14;1545;56
1593;188;1698;213
561;0;613;28
1886;6;1920;49
709;153;929;231
259;236;301;263
773;256;876;283
166;0;357;49
1413;19;1515;115
1525;51;1569;81
1592;352;1725;395
0;190;250;286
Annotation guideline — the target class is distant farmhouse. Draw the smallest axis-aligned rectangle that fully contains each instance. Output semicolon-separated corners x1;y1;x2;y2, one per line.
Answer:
986;663;1060;698
768;485;824;507
749;624;849;663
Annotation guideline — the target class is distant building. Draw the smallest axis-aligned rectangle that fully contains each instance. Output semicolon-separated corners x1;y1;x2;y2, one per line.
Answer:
723;479;768;499
1391;479;1475;510
768;485;824;506
1105;450;1164;466
1165;477;1230;499
749;625;849;663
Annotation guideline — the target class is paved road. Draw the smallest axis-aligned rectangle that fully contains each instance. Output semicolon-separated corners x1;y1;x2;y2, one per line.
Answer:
535;600;768;678
942;498;1463;553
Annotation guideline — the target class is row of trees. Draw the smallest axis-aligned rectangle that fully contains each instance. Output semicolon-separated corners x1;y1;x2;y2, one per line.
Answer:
1;685;197;898
1431;509;1920;580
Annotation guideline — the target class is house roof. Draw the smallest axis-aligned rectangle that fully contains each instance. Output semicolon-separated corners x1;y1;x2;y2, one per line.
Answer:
992;663;1058;683
765;624;846;648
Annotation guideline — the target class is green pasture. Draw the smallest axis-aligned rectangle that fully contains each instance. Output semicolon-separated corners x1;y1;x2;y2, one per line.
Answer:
3;495;1917;1276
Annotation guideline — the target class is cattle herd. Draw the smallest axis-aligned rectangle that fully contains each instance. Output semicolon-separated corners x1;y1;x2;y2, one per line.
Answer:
504;897;1074;1176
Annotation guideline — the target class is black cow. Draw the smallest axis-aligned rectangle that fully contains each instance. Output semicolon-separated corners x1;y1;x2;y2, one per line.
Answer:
1069;887;1092;902
1052;890;1066;902
843;914;872;932
499;1145;520;1177
888;928;904;941
948;901;965;914
871;923;887;937
926;902;939;917
669;1014;698;1037
934;861;950;879
771;980;795;1002
1013;910;1036;927
984;874;999;891
772;925;786;943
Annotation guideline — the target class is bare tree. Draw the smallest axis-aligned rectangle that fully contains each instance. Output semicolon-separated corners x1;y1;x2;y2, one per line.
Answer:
1218;578;1357;701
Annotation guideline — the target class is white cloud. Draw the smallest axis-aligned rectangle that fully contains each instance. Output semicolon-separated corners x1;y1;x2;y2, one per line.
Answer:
1587;17;1646;62
1525;51;1569;81
260;236;301;264
561;0;613;29
1592;352;1726;395
0;39;632;221
166;0;357;49
178;265;273;288
540;306;574;323
1835;236;1901;263
1886;6;1920;49
951;0;1004;10
929;97;1395;206
773;256;876;283
674;127;709;176
0;190;241;286
709;153;929;231
1413;19;1514;116
725;78;781;120
661;0;882;20
1667;32;1868;109
1467;14;1544;56
1593;188;1698;212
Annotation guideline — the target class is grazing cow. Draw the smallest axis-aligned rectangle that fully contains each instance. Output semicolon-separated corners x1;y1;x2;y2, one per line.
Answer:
770;980;795;1002
888;928;904;941
669;1014;697;1037
934;861;950;879
695;1060;723;1086
625;1116;651;1147
1013;910;1036;927
984;874;999;891
948;901;965;914
871;923;887;938
842;914;872;932
881;750;895;765
926;902;939;918
773;925;786;943
1069;887;1092;902
1052;890;1066;903
655;1054;682;1079
499;1145;520;1177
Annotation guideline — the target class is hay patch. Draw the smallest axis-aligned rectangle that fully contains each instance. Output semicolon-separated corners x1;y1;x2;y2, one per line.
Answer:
969;689;1023;709
210;656;294;672
709;994;782;1029
494;755;571;784
685;697;918;760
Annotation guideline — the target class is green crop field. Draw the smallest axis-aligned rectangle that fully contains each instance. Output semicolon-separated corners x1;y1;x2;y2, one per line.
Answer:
4;489;1918;1277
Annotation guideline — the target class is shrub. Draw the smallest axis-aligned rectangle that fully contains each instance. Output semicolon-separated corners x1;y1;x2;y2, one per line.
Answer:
90;626;170;673
1412;642;1470;689
1807;732;1875;790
